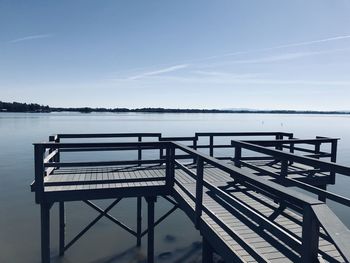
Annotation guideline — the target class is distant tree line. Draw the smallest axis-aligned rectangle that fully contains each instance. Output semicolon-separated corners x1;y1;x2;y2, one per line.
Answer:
0;101;50;112
0;100;349;115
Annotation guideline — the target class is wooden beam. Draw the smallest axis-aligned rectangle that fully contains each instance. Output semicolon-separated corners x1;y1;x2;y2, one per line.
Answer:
41;203;51;263
202;237;214;263
146;196;157;263
137;197;142;247
59;202;65;256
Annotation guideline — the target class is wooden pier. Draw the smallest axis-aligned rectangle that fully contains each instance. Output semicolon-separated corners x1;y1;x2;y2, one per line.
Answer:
31;132;350;262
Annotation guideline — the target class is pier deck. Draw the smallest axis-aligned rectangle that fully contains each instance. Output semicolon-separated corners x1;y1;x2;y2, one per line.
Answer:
31;132;350;263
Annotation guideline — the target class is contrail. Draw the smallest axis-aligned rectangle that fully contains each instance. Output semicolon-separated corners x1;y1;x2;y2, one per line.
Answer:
9;34;53;43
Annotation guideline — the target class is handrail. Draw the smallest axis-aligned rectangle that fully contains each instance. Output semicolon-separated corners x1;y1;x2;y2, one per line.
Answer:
34;141;170;148
56;133;162;139
160;136;196;141
172;142;321;207
239;160;350;207
312;204;350;262
171;142;331;262
195;131;293;137
231;140;350;176
194;131;293;157
44;159;165;168
245;138;339;146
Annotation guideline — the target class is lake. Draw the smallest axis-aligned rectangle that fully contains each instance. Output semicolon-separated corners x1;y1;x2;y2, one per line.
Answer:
0;112;349;263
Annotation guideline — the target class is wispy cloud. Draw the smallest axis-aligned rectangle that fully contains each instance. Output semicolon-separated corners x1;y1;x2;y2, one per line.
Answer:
188;34;350;64
270;35;350;50
9;34;53;43
110;34;350;81
133;74;350;87
128;64;189;80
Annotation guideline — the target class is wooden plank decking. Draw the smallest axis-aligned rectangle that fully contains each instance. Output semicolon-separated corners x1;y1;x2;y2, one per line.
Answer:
174;165;345;263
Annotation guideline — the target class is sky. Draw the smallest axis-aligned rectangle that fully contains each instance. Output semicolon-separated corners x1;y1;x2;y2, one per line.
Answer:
1;0;350;110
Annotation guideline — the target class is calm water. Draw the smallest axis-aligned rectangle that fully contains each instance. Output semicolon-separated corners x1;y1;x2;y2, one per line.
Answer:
0;112;350;263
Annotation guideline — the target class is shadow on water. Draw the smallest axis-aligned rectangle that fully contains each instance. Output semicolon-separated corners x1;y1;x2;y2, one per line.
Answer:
51;242;206;263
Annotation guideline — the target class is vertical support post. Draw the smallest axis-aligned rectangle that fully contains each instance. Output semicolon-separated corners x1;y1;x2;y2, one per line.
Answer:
195;157;204;229
165;144;175;189
289;143;295;154
209;136;214;157
301;205;319;263
48;136;55;172
288;134;294;164
159;135;163;160
317;185;327;202
55;137;60;163
48;136;55;158
275;134;282;150
41;203;51;263
234;147;242;168
34;144;45;204
281;159;288;178
146;196;156;263
314;142;321;159
202;237;214;263
330;140;338;184
289;142;295;165
136;197;142;247
275;134;280;150
138;136;142;166
59;202;65;256
193;137;197;164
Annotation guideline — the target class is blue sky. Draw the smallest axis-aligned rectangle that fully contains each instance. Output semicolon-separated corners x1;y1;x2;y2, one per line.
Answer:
1;1;350;110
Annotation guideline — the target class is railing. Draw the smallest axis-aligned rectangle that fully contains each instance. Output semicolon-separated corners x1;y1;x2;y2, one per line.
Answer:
51;131;296;162
32;141;174;203
231;140;350;202
241;137;338;161
195;131;294;158
55;133;162;163
170;142;350;262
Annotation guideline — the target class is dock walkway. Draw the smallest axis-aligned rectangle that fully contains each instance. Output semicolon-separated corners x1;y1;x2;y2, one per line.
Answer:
31;132;350;263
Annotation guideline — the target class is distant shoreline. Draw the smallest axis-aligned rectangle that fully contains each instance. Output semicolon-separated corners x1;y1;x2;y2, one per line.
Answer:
1;100;349;115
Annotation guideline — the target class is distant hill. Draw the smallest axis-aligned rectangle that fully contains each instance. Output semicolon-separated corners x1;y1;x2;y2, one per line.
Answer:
0;100;349;115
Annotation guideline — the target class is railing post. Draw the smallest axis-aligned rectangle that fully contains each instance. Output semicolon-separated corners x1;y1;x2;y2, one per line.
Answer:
55;136;60;163
193;137;198;164
301;205;319;262
195;157;204;229
330;140;338;184
289;142;295;165
159;135;163;160
138;136;142;166
275;134;282;150
209;135;214;157
314;142;321;159
281;159;288;178
317;185;327;202
165;144;175;188
234;146;242;168
275;134;280;150
48;135;54;155
34;144;45;204
49;135;60;166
